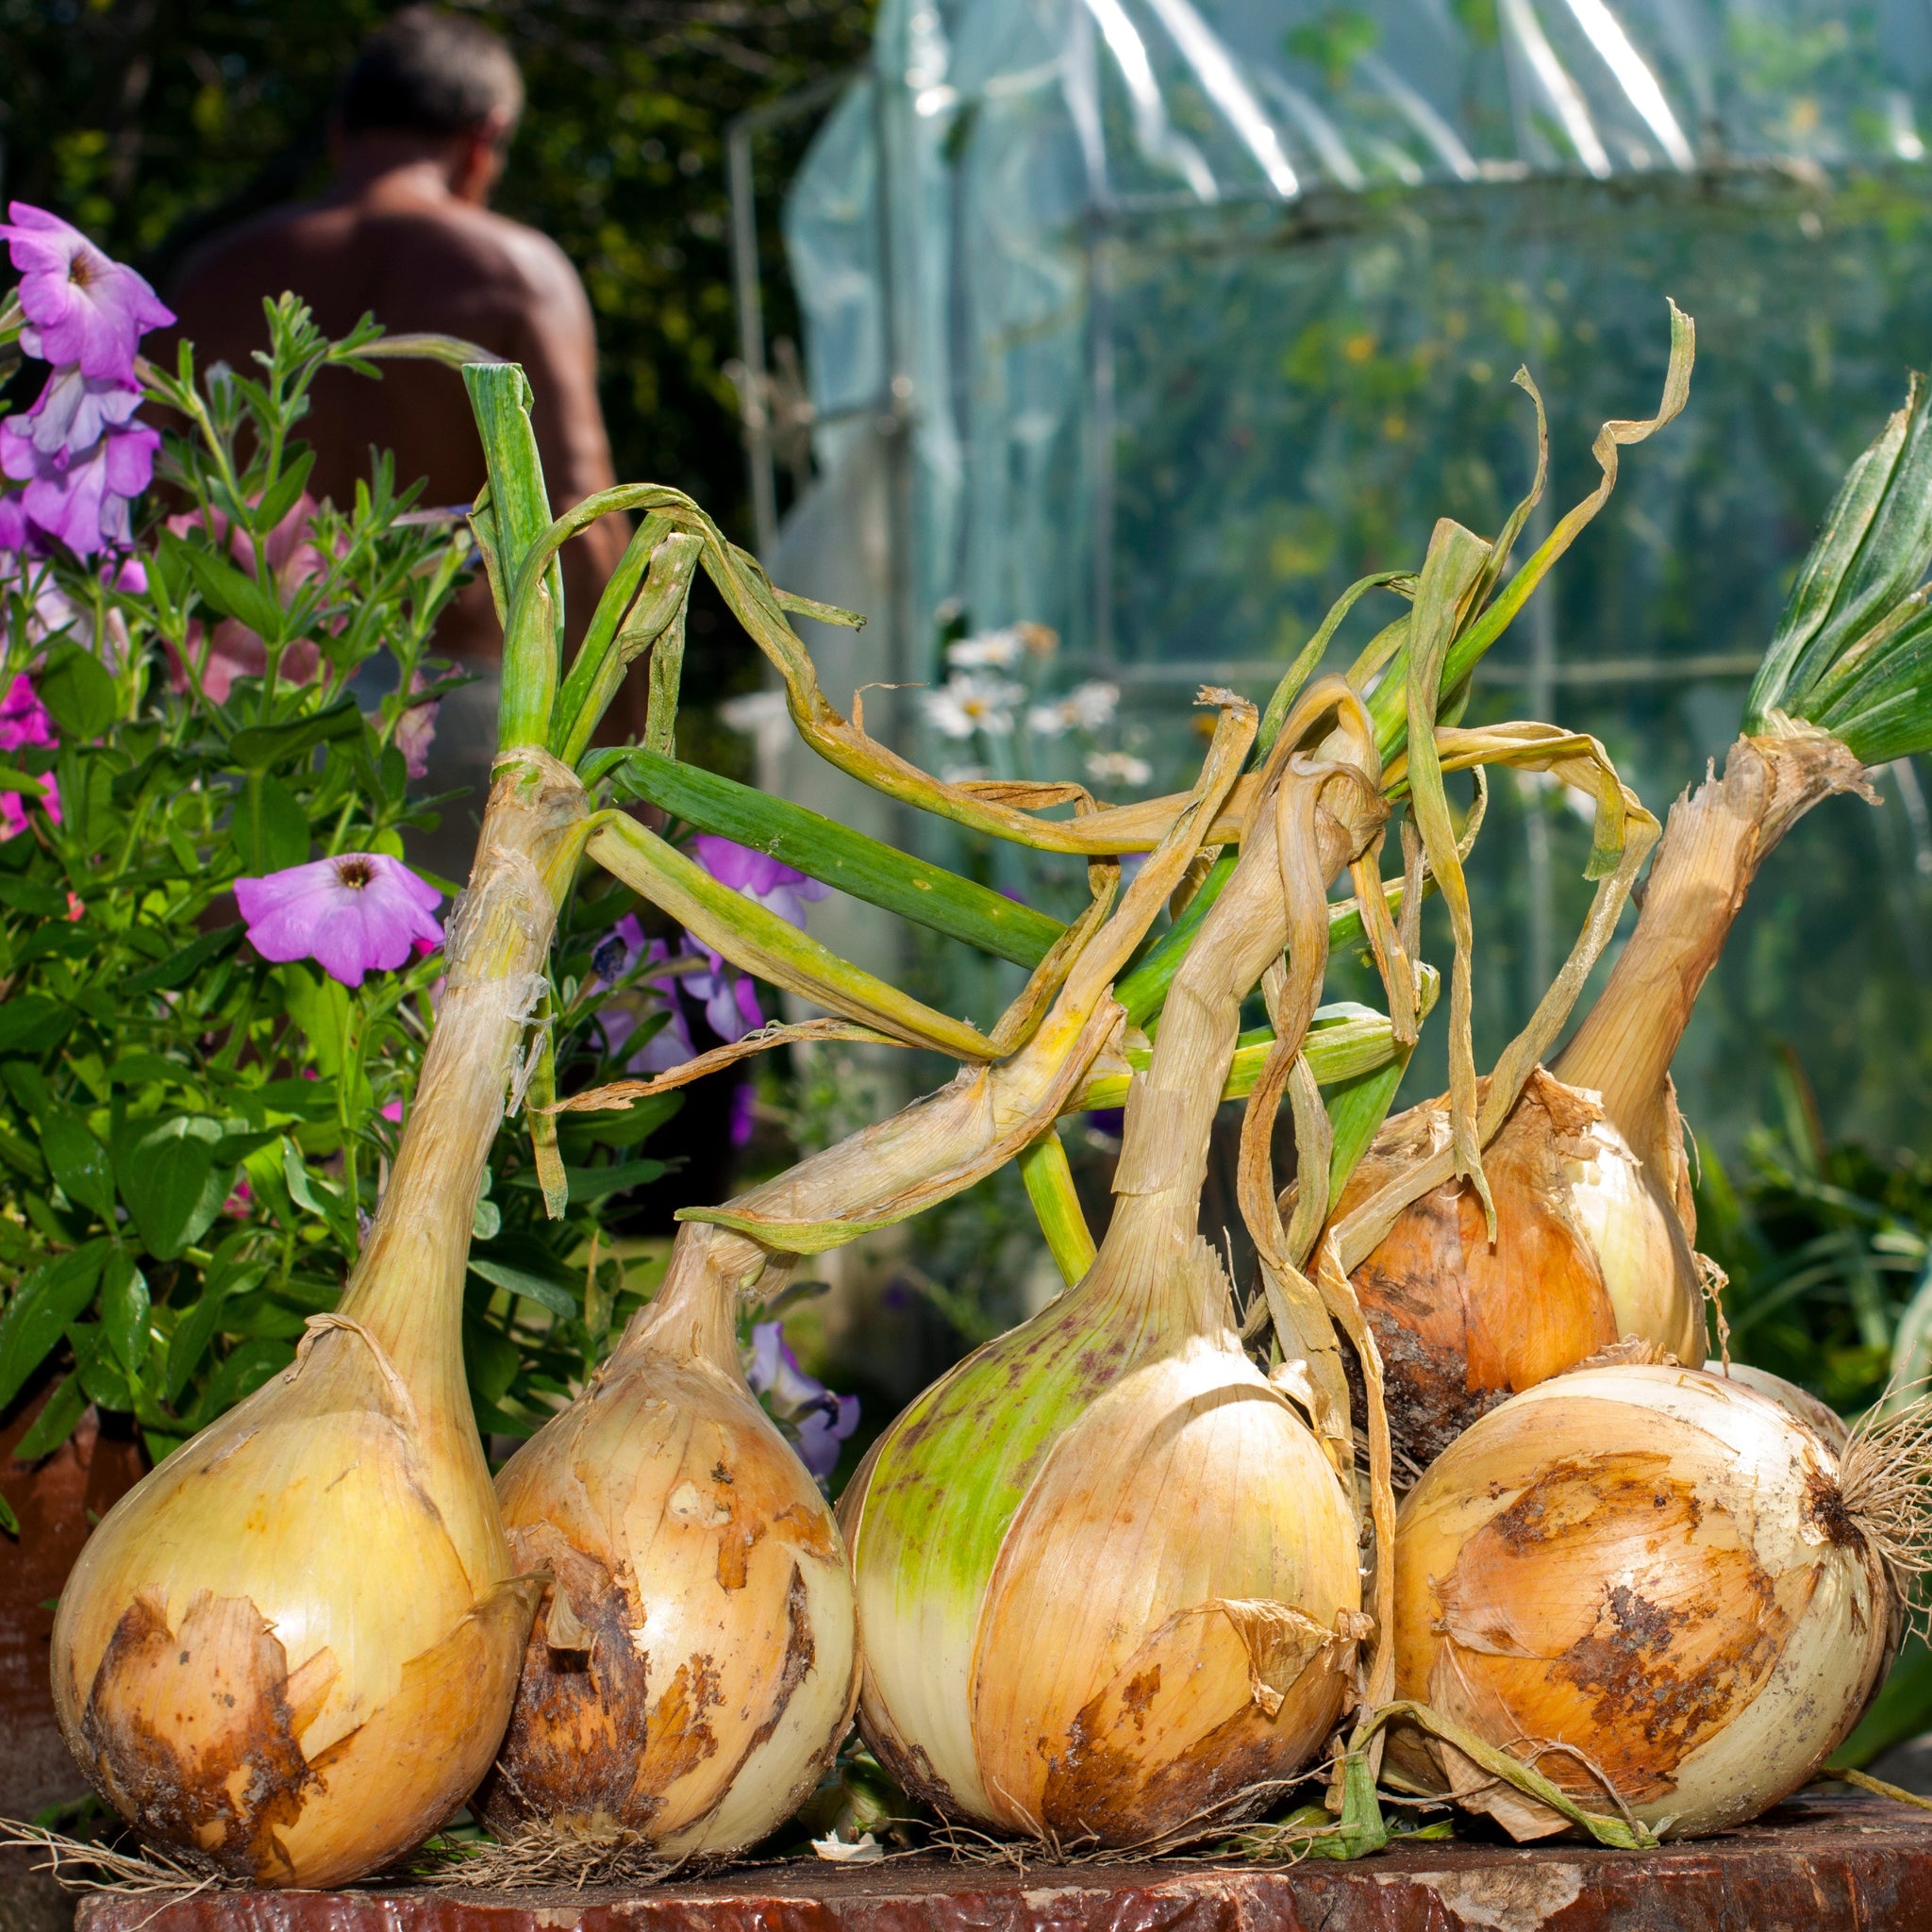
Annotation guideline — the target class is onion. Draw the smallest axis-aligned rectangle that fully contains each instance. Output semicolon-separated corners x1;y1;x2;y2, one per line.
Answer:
841;723;1382;1849
477;1222;858;1857
48;753;584;1886
1390;1362;1904;1839
1339;1070;1704;1466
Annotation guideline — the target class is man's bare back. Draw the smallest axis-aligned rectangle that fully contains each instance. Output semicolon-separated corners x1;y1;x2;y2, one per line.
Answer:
168;24;628;666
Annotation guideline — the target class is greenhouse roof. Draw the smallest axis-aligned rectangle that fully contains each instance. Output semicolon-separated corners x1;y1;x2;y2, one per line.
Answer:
885;0;1932;207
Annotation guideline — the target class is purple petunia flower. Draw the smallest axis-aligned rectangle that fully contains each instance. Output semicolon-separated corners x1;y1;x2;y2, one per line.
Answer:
0;674;60;840
0;203;174;384
745;1321;860;1481
692;834;831;929
235;853;444;989
21;365;144;457
0;413;158;558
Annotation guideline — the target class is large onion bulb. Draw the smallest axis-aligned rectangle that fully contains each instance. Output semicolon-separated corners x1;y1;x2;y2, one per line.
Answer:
1338;1070;1705;1466
477;1224;858;1856
1391;1363;1897;1839
48;755;582;1885
842;790;1372;1848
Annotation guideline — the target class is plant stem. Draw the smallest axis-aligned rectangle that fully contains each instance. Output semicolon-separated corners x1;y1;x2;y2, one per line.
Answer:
1554;725;1872;1179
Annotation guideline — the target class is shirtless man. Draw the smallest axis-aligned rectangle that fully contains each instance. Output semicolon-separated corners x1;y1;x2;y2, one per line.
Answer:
168;7;628;671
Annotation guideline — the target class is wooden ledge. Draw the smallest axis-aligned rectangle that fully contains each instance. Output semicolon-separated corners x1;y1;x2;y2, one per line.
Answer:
73;1793;1932;1932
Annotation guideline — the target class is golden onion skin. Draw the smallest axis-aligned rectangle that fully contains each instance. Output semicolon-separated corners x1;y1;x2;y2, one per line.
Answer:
843;1224;1365;1846
48;754;582;1886
1391;1364;1890;1839
1340;1070;1704;1466
478;1225;858;1856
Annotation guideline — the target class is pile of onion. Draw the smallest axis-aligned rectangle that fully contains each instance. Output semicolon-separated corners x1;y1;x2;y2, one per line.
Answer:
1330;375;1927;1467
1389;1360;1916;1839
475;690;1264;1859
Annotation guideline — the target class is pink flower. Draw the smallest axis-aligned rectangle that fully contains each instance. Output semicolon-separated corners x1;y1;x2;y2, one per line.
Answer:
692;834;831;929
0;414;158;558
0;203;174;384
394;670;440;780
165;494;331;700
0;674;60;840
235;853;444;989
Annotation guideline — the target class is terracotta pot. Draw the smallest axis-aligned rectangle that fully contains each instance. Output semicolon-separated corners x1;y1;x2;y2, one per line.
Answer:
0;1377;148;1822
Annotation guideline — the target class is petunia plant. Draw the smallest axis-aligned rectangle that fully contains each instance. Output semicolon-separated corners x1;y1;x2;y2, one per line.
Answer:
0;206;718;1488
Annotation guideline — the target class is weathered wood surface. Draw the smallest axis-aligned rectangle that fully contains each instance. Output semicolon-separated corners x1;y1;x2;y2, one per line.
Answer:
70;1792;1932;1932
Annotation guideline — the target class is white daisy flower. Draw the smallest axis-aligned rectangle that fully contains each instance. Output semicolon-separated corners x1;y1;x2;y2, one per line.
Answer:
946;627;1027;670
1086;749;1153;790
922;672;1024;739
1029;679;1119;738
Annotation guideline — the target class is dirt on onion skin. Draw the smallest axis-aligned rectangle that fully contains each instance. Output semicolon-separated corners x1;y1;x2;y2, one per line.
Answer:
78;1589;324;1883
1428;1449;1791;1806
1338;1072;1620;1469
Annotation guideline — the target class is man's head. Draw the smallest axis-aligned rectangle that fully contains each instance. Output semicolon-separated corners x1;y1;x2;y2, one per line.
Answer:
333;8;525;205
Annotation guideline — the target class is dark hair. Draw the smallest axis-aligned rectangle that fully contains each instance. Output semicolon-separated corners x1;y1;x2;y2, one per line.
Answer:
338;7;525;140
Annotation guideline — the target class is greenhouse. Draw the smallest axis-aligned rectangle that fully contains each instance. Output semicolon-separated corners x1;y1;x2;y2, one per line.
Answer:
751;0;1932;1161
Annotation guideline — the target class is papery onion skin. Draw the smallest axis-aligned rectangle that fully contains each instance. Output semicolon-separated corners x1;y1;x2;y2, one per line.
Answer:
478;1223;858;1857
1391;1364;1890;1840
843;792;1370;1850
1340;1070;1705;1467
1702;1359;1848;1451
48;755;582;1887
843;1246;1364;1845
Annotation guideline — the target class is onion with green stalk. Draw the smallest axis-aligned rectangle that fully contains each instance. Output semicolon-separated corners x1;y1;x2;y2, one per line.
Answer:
1332;369;1932;1469
47;355;587;1889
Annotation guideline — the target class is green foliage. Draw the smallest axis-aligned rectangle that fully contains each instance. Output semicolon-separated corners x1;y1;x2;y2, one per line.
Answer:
0;297;684;1466
0;0;875;533
1696;1051;1932;1415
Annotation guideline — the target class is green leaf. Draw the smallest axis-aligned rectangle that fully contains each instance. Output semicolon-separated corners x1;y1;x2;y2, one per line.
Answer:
252;448;316;534
0;1238;110;1409
101;1250;152;1373
13;1371;86;1461
557;1090;682;1155
461;1311;522;1407
0;875;68;918
0;996;73;1058
112;1116;225;1260
507;1156;669;1203
71;1323;136;1413
565;1157;667;1203
122;924;245;996
0;1490;16;1535
240;774;310;873
610;749;1066;969
36;643;119;742
178;541;286;646
40;1106;115;1221
468;1257;578;1320
280;1140;341;1218
226;698;364;773
279;963;350;1074
165;1261;268;1402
